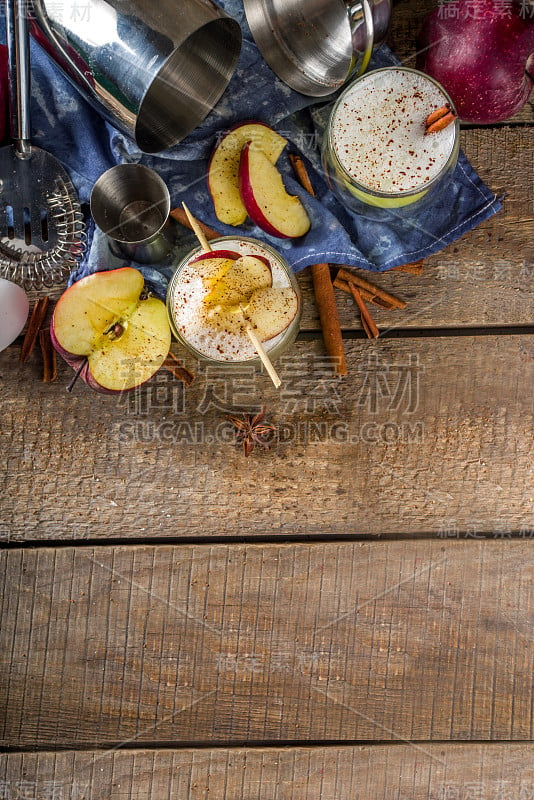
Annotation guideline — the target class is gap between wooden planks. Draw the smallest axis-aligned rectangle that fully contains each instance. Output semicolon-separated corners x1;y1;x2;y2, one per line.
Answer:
1;744;534;799
1;540;533;749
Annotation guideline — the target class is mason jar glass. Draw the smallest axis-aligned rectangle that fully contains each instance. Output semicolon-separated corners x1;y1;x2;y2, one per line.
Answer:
166;236;302;365
322;66;460;218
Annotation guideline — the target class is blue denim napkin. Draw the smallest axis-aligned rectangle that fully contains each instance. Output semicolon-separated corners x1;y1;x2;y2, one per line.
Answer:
2;1;501;295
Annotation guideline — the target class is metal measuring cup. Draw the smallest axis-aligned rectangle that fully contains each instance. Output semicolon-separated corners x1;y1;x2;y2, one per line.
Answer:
90;164;173;264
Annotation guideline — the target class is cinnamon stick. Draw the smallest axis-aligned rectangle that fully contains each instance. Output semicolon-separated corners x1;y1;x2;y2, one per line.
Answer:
289;153;315;195
289;153;347;375
170;207;221;241
392;259;424;275
349;285;379;339
39;328;57;382
310;263;347;375
20;296;50;362
163;350;195;386
333;277;393;309
336;268;407;310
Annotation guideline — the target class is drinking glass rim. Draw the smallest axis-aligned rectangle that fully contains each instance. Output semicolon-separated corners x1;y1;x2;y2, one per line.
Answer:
325;66;460;201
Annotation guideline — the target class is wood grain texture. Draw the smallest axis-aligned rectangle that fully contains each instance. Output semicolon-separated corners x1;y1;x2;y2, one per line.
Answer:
1;336;532;541
1;744;534;799
1;541;533;748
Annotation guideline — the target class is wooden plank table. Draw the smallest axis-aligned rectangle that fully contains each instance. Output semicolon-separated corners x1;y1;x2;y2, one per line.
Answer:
1;0;533;795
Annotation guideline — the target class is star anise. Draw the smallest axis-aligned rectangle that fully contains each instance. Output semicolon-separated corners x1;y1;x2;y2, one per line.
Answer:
227;407;275;457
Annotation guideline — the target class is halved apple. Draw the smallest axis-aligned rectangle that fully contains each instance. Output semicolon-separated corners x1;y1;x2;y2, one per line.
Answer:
245;286;299;341
51;267;171;393
207;121;287;225
239;143;311;239
204;254;272;308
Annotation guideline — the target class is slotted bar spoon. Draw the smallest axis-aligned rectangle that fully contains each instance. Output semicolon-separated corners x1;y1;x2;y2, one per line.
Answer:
0;0;86;288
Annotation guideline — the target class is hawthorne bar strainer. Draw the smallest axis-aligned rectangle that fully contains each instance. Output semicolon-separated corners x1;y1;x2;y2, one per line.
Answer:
0;0;86;290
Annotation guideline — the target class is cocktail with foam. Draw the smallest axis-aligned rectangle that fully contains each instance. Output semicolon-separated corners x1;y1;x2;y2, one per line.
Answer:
322;67;459;214
166;237;301;365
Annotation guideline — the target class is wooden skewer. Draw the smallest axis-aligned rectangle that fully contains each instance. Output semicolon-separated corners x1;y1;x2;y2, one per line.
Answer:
240;308;282;389
181;203;212;253
182;204;282;389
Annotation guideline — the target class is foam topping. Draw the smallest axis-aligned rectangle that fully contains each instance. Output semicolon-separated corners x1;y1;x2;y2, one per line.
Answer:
331;68;457;194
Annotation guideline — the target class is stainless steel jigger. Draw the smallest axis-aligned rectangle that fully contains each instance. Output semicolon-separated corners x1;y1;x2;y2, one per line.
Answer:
90;165;173;264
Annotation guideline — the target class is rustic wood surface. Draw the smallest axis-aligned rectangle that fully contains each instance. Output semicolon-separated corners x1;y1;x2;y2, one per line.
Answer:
1;541;533;749
1;0;533;795
1;744;534;800
1;335;533;541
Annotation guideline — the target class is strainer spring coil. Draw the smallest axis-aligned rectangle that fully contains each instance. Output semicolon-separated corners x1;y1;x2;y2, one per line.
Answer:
0;176;87;290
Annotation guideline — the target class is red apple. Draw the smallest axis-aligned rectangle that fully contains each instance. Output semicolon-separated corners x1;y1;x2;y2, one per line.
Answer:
207;121;287;225
238;142;311;239
51;267;171;393
189;250;270;272
206;285;299;343
0;45;8;144
417;0;534;123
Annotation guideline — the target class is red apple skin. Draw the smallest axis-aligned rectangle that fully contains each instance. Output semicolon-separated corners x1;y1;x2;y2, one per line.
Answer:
417;0;534;123
0;45;8;144
191;249;271;272
250;255;271;270
189;250;241;263
238;143;291;239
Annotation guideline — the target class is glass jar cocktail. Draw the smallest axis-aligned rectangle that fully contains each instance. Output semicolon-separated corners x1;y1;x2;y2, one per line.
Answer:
322;66;460;217
166;236;301;365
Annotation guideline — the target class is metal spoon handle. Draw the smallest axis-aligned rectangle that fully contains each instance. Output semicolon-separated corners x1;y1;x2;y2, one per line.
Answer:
6;0;32;158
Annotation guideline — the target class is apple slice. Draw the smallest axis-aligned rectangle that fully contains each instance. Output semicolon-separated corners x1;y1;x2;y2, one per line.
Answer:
239;143;311;239
208;121;287;225
188;255;239;290
203;285;299;344
204;254;272;308
51;267;171;393
245;286;299;341
190;249;241;263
